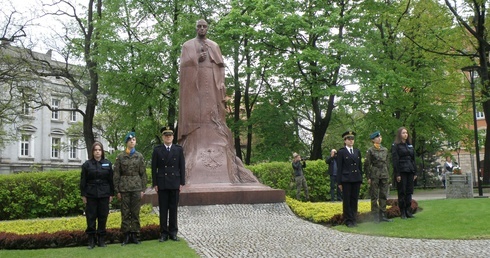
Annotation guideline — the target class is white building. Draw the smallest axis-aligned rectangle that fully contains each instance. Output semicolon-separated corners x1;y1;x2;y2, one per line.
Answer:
0;42;105;174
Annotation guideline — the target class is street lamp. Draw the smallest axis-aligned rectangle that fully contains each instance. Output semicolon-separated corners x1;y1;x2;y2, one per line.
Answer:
461;65;483;197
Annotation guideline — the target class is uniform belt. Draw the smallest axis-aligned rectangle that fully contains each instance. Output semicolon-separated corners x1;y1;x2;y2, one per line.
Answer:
87;179;108;183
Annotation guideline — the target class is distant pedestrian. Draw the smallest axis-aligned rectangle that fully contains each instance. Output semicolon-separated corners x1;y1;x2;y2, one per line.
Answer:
326;149;342;202
80;142;114;249
114;132;148;245
391;127;417;219
336;131;363;227
292;153;309;201
364;131;392;223
442;156;453;188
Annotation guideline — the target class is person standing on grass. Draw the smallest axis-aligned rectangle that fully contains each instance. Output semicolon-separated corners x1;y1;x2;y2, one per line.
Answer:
392;127;417;219
364;131;392;223
80;142;114;249
336;131;363;227
114;132;148;245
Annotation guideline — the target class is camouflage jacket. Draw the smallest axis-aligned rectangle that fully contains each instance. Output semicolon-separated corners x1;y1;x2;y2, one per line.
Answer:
364;145;390;179
114;151;147;193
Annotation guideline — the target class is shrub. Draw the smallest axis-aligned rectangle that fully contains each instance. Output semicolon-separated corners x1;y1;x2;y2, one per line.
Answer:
0;169;152;220
248;160;369;202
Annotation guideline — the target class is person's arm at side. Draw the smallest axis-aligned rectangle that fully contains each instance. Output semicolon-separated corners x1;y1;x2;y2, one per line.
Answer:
139;154;147;198
113;156;121;200
391;144;401;182
80;162;87;204
364;149;372;184
151;148;158;192
109;161;114;202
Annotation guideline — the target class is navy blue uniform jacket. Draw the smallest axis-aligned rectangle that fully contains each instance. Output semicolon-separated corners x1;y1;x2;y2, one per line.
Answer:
336;147;363;184
151;144;186;190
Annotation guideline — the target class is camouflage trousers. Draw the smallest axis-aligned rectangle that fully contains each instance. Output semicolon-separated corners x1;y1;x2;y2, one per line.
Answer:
370;178;389;212
120;191;142;233
295;175;309;200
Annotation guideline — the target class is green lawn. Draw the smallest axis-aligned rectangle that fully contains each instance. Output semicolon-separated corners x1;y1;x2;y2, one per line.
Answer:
0;240;200;258
336;198;490;239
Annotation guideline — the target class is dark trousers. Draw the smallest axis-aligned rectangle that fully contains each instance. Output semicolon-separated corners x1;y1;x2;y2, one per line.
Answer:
330;175;342;201
158;189;180;237
85;197;110;235
397;173;414;211
341;182;361;225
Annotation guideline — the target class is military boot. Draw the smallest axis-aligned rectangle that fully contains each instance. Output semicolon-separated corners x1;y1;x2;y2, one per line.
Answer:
98;235;106;247
400;208;407;219
379;211;393;222
121;232;130;246
405;209;415;218
131;232;141;244
372;211;380;223
87;234;95;249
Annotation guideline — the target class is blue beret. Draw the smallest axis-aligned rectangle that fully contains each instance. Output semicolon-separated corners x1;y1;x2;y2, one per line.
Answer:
124;132;136;143
370;131;381;140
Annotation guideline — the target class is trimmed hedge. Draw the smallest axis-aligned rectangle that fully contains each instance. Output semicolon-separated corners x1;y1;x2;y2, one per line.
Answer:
0;169;152;221
0;171;82;220
248;160;369;202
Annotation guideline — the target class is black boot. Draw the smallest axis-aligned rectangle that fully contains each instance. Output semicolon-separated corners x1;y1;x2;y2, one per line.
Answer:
131;232;141;244
372;211;380;224
122;232;130;246
400;208;407;219
98;235;106;247
405;209;415;218
87;234;95;249
379;211;393;222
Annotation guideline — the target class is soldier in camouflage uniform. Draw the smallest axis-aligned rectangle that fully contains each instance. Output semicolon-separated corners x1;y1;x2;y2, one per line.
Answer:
114;132;148;245
364;131;392;223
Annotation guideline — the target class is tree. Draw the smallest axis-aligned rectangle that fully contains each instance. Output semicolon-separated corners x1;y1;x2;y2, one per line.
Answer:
247;0;358;160
443;0;490;184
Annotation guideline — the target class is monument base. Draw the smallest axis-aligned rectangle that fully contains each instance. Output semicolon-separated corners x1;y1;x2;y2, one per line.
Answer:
142;183;285;206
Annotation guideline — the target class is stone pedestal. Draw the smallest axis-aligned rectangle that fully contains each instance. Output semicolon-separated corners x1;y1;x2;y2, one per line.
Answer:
141;183;285;206
446;173;473;198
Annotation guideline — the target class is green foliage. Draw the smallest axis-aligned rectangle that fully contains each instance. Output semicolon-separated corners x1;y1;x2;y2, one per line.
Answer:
0;169;153;220
248;160;369;202
0;171;82;220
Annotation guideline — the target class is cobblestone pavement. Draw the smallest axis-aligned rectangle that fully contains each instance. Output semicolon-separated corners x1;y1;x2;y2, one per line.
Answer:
176;194;490;258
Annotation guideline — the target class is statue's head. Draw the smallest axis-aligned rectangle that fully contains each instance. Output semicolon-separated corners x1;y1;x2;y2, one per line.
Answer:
196;19;208;38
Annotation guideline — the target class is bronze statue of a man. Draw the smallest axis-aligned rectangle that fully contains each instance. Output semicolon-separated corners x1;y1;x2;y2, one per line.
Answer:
178;19;257;184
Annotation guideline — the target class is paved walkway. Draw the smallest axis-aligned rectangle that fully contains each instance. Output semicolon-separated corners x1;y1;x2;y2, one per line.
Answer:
176;191;489;258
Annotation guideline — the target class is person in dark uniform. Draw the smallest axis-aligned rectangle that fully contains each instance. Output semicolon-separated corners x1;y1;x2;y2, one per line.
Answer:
80;141;114;249
152;127;186;242
326;149;342;202
391;126;417;219
292;152;309;201
336;131;363;227
114;132;148;245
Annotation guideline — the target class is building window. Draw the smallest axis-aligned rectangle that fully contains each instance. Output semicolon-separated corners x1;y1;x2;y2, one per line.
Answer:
20;135;31;157
69;139;78;159
51;99;60;120
51;137;61;158
21;102;30;115
70;102;77;122
476;111;485;119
